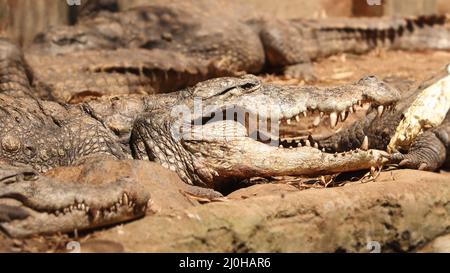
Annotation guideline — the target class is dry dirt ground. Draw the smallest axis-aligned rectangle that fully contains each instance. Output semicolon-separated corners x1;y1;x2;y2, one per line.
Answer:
1;49;450;253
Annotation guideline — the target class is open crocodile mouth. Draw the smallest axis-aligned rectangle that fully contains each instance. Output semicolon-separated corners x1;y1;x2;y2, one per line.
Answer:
0;191;147;220
191;99;394;150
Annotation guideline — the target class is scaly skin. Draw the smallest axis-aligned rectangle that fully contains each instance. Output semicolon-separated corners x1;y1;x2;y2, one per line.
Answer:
0;38;400;236
0;163;149;238
0;38;34;98
25;1;450;102
312;67;450;172
25;48;223;103
3;40;400;180
129;75;399;189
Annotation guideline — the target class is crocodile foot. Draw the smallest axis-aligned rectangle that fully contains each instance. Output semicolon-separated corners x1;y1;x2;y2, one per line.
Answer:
391;127;449;171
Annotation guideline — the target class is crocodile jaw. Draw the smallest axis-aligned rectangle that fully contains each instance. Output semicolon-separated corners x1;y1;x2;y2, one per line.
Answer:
0;174;150;238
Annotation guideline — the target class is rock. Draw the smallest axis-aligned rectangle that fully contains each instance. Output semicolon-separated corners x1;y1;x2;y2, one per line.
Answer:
91;170;450;252
78;239;125;253
227;183;299;200
417;233;450;253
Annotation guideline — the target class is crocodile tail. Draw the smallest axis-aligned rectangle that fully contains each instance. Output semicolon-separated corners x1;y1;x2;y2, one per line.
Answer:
0;38;34;97
296;14;450;58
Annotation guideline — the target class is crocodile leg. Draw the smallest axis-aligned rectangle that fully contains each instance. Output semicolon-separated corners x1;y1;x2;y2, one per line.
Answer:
391;113;450;171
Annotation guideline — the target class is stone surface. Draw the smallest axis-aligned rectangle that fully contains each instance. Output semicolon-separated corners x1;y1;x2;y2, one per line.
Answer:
418;233;450;253
89;170;450;252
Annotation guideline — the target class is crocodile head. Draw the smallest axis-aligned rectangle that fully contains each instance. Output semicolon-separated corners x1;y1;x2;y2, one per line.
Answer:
131;75;399;189
0;164;149;238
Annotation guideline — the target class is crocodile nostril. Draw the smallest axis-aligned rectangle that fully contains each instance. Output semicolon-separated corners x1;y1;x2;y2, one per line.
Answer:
21;171;39;181
23;145;36;157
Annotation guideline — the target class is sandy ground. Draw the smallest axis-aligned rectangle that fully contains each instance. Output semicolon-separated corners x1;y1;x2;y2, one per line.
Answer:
1;49;449;252
266;49;450;86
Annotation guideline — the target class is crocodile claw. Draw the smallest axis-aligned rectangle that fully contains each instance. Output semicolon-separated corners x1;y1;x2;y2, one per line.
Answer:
390;130;447;172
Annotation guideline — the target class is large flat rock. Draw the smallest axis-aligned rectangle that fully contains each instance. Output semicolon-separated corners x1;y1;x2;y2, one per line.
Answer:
88;170;450;252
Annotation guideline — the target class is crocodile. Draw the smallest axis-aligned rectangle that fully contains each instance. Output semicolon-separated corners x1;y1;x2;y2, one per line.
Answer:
24;0;450;103
2;38;399;181
0;163;149;238
311;66;450;172
0;38;400;236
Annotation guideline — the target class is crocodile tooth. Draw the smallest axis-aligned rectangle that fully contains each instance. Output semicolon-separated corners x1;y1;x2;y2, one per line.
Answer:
313;116;321;127
340;111;348;122
286;119;291;125
314;143;319;149
85;206;90;212
349;106;354;113
305;140;311;147
279;145;283;148
361;136;369;151
122;193;129;205
320;112;324;118
352;105;357;112
329;112;338;128
377;105;384;116
322;148;326;152
295;115;301;122
302;112;307;117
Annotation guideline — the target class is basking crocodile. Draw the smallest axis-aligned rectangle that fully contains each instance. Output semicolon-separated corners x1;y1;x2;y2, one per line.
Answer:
0;163;150;238
311;67;450;172
0;38;399;236
2;38;398;181
25;0;450;102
